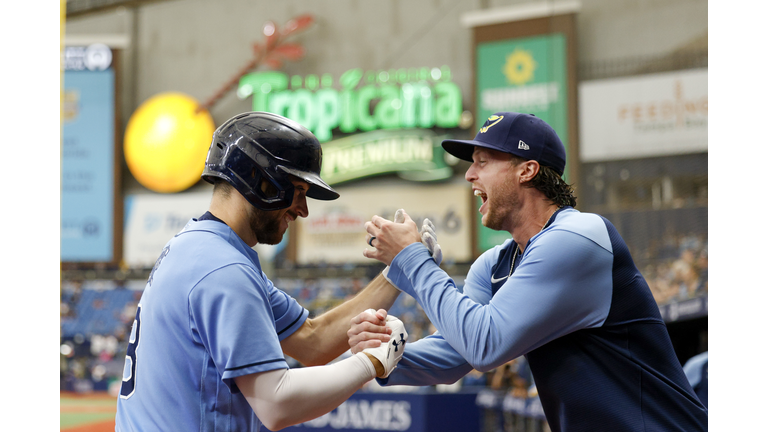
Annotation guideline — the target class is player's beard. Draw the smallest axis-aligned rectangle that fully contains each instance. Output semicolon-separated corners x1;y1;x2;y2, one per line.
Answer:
482;178;519;231
247;206;288;245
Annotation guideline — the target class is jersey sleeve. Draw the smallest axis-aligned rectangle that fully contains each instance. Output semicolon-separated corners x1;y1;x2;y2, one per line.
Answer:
387;226;613;372
264;277;309;341
460;243;504;305
189;264;289;391
380;247;500;387
377;333;474;387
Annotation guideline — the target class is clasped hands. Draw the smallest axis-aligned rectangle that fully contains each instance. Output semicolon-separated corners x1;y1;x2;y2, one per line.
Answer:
364;209;443;267
353;209;443;378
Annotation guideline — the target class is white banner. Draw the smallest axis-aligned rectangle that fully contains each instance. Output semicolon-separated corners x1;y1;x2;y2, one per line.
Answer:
123;192;212;267
296;181;473;265
124;181;474;268
579;68;707;161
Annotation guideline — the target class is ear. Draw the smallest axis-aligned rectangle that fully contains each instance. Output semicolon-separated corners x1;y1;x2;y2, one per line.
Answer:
518;160;540;183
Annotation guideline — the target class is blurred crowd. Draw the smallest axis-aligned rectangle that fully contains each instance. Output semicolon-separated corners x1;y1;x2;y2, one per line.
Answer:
472;357;550;432
642;233;708;305
60;279;143;395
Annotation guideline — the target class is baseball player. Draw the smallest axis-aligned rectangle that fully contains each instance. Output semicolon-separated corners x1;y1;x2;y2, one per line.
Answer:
353;113;708;431
683;351;708;408
115;112;420;431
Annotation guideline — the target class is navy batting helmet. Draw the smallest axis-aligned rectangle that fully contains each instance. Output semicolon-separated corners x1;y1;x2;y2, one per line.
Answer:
202;112;339;210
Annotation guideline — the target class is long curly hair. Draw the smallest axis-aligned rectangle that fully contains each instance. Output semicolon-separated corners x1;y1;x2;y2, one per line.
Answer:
512;156;577;208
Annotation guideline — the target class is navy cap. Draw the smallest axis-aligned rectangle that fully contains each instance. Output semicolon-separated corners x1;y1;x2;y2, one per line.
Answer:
442;112;566;175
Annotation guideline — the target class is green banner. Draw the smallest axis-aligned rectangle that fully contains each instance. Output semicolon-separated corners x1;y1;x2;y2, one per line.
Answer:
320;129;454;185
475;34;569;251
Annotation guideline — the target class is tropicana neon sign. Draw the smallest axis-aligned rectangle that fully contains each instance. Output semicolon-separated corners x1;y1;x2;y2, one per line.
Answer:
237;66;463;142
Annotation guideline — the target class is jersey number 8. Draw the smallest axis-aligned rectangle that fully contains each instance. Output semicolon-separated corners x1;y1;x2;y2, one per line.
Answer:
120;304;142;399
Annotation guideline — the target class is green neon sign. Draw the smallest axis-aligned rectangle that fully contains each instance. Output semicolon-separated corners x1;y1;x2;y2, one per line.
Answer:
319;129;455;185
237;66;463;142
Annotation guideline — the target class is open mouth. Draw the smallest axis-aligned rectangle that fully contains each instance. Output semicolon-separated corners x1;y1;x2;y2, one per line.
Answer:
474;189;488;212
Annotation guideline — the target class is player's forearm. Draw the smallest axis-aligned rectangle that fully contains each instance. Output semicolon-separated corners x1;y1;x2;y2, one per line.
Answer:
237;353;376;431
298;273;400;365
389;236;612;371
338;273;401;318
390;246;522;370
378;335;473;387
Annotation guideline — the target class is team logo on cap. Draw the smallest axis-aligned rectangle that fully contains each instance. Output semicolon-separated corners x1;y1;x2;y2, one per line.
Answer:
518;140;529;150
479;115;504;133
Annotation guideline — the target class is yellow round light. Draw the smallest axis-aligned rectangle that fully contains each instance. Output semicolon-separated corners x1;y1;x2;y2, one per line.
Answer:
124;92;215;193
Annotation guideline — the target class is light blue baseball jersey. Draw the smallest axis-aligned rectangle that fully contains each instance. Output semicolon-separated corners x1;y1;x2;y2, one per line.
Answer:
381;207;707;431
115;216;308;431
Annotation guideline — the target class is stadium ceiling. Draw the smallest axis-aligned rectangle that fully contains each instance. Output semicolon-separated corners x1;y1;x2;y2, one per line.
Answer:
66;0;175;18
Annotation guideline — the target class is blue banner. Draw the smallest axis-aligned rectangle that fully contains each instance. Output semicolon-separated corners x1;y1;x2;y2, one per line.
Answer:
277;390;480;432
658;295;708;322
61;69;115;262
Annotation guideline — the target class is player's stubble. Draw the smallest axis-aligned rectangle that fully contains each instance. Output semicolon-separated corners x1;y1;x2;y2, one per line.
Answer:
246;205;295;245
482;170;520;232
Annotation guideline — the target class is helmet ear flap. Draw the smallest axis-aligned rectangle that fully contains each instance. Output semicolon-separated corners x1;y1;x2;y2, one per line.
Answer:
259;175;276;196
223;146;294;210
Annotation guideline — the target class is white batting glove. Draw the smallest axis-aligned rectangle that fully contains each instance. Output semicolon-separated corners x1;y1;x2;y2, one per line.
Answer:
420;218;443;265
382;210;443;284
363;315;408;378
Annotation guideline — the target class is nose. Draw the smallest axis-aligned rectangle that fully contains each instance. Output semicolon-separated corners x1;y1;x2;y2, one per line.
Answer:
465;163;478;183
294;193;309;218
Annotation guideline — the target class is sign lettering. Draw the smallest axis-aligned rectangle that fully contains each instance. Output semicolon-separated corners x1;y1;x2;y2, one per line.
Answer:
238;67;463;142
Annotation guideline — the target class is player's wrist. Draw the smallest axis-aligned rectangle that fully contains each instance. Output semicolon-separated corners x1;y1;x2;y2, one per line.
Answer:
361;315;407;378
363;352;386;378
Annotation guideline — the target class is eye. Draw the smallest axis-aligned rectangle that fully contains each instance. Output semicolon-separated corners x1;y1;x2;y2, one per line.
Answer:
294;184;308;196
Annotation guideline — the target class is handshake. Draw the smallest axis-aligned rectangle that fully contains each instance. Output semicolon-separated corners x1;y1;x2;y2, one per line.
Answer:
355;209;444;378
354;309;408;379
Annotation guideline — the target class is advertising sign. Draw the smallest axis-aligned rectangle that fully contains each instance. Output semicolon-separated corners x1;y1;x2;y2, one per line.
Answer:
658;295;708;323
123;192;211;267
61;46;116;262
476;34;568;139
475;34;569;251
238;66;463;143
123;191;288;268
282;390;480;432
579;68;708;161
320;129;455;185
296;182;473;265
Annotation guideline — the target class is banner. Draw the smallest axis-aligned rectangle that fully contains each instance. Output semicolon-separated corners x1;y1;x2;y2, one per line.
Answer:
658;295;708;323
296;182;473;265
122;191;294;267
321;129;454;185
123;192;211;267
282;390;480;432
475;33;569;251
61;65;115;262
579;69;708;161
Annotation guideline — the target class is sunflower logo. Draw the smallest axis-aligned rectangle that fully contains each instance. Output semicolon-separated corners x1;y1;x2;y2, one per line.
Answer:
503;49;537;86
